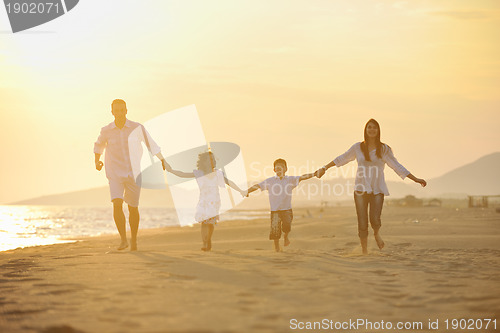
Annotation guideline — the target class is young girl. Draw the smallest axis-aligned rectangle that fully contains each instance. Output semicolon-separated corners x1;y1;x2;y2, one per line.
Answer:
166;151;245;251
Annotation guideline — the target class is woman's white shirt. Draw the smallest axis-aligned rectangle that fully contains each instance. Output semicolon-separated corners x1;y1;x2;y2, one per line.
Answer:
333;142;410;196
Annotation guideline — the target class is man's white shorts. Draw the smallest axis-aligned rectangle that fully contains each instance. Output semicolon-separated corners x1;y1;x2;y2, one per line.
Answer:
108;176;141;207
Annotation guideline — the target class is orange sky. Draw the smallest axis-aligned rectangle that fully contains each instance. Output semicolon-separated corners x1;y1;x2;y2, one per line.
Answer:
0;0;499;203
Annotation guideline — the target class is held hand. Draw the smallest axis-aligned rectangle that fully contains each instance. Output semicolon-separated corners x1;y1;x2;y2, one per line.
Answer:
315;168;326;178
161;159;172;172
96;161;103;171
417;178;427;187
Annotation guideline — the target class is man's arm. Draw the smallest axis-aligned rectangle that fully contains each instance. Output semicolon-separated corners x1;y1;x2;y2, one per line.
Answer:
155;152;171;171
139;125;170;171
95;153;103;171
94;127;107;171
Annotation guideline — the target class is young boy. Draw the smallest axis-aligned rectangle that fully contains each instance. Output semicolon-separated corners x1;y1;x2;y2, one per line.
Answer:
246;158;316;252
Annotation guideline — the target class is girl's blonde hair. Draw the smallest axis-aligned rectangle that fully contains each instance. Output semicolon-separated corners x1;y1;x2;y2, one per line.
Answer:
197;151;216;173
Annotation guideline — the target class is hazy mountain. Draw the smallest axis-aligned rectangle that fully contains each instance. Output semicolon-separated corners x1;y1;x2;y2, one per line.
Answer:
426;152;500;196
9;152;500;207
11;187;176;207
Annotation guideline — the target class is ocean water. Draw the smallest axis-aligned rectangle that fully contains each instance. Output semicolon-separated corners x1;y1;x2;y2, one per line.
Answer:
0;206;267;252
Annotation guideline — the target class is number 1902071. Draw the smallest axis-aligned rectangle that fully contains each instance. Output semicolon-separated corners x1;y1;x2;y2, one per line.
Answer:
6;2;61;14
444;318;496;330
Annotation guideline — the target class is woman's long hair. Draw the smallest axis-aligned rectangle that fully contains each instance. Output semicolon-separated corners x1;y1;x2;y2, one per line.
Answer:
196;151;216;174
360;118;387;161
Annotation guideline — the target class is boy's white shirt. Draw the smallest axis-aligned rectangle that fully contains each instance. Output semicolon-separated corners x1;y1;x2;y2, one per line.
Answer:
258;175;301;211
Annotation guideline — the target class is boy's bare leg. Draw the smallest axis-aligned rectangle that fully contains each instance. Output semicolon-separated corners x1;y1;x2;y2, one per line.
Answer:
201;224;208;251
128;205;139;251
113;199;128;250
284;232;290;247
273;239;281;252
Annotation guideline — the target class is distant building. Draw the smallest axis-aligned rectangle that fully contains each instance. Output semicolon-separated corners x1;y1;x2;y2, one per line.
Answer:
468;195;500;208
387;195;424;207
428;198;442;207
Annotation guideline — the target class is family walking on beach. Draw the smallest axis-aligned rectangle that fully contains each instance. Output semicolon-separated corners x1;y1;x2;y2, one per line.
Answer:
94;99;427;254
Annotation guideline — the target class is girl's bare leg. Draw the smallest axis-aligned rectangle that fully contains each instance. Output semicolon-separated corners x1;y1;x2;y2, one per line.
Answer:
201;223;208;251
207;224;214;251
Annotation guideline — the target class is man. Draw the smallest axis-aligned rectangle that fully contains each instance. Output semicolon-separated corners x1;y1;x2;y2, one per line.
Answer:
94;99;169;251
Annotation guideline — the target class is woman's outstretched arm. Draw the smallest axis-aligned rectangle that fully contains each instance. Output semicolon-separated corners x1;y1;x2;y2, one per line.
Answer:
407;174;427;187
315;143;358;178
383;146;426;187
314;161;336;178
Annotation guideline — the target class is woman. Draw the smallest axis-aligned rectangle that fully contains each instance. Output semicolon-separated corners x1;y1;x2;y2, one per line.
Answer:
315;119;426;254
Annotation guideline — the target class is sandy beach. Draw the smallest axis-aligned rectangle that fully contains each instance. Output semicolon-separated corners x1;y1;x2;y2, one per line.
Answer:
1;205;499;333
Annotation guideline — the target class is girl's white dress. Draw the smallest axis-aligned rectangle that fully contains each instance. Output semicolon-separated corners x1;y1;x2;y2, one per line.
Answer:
193;169;226;224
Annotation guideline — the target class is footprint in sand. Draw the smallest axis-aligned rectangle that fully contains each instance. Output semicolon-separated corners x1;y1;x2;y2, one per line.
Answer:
4;308;46;316
47;289;77;295
374;288;408;298
429;295;464;304
394;242;412;248
40;325;86;333
252;323;278;330
463;294;498;301
0;296;15;306
53;254;93;260
260;313;281;320
370;269;388;275
236;292;254;297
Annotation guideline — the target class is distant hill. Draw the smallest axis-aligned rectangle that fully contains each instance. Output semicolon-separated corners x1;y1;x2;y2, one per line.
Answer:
9;152;500;207
8;178;420;208
11;187;176;207
426;152;500;196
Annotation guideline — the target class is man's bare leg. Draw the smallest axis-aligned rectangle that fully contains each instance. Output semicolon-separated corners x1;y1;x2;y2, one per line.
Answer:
284;232;290;247
128;205;139;251
113;199;128;250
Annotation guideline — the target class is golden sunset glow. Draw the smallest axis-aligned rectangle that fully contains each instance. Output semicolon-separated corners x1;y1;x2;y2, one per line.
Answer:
1;0;499;203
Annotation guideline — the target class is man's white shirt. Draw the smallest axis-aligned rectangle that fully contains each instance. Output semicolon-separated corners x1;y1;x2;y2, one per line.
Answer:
94;119;161;180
